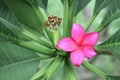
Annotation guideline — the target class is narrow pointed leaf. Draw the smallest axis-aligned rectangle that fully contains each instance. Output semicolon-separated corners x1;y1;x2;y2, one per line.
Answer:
93;0;113;15
0;31;19;43
82;61;106;80
3;0;44;31
25;0;47;26
0;17;22;43
85;0;113;31
0;0;22;42
62;0;77;37
63;59;77;80
0;42;40;80
39;0;48;10
26;0;48;10
61;0;91;16
19;41;55;56
42;28;54;46
0;0;18;24
45;56;64;80
95;0;120;32
93;0;104;15
106;75;120;80
0;0;29;43
22;26;54;48
0;17;54;48
61;0;73;7
0;17;23;39
74;0;91;16
31;59;54;80
25;0;54;44
96;29;120;60
25;0;54;45
62;0;69;37
31;56;64;80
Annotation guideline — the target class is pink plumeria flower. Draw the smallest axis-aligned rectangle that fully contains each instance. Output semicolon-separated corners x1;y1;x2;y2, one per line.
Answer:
57;23;99;66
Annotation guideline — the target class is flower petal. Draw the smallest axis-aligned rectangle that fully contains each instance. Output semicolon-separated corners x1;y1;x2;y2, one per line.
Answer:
70;50;84;66
71;23;85;44
57;38;78;52
82;32;99;46
82;46;97;58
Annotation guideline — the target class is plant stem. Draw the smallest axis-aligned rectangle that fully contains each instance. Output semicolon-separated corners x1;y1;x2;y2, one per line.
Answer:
85;15;97;32
63;58;76;80
32;6;45;27
63;0;69;37
31;56;64;80
63;0;77;37
33;6;55;46
45;56;64;79
67;0;76;37
82;61;107;80
30;59;54;80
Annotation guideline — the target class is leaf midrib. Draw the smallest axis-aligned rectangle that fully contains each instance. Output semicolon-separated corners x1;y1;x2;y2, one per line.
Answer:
0;57;39;70
102;9;120;26
109;10;120;20
99;42;120;48
0;31;18;42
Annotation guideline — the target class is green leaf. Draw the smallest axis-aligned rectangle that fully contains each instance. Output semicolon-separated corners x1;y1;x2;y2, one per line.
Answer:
93;0;113;15
62;0;69;37
106;75;120;80
62;0;77;37
94;0;120;32
61;0;91;16
0;30;19;43
61;0;72;6
74;0;91;16
85;0;113;31
26;0;48;10
96;29;120;60
39;0;48;10
0;0;19;24
0;0;30;43
0;18;19;43
0;0;22;43
31;56;64;80
19;41;55;56
31;59;54;80
1;0;51;45
0;17;54;48
82;61;106;80
62;0;90;36
63;59;76;80
0;42;40;80
3;0;45;31
42;28;55;46
25;0;47;24
0;17;22;37
0;17;22;43
25;0;54;45
93;0;104;14
22;25;54;48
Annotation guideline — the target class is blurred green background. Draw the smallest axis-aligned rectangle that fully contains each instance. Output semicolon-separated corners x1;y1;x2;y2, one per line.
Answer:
39;0;120;80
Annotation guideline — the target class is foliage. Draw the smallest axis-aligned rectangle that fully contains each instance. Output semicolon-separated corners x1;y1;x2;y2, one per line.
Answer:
0;0;120;80
96;29;120;60
0;42;40;80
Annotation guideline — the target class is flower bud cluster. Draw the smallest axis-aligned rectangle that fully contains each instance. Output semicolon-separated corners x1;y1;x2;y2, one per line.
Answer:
44;15;62;27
